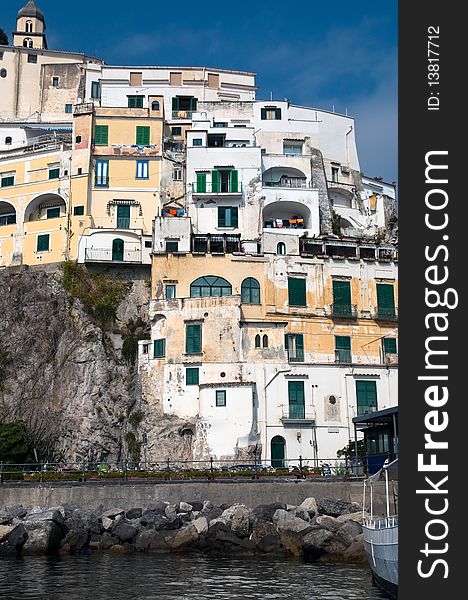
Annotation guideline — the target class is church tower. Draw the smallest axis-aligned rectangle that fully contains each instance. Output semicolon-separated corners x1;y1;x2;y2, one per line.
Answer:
13;0;48;49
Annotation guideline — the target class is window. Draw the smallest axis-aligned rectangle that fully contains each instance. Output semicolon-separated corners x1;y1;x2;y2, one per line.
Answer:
285;333;304;362
332;280;353;317
331;167;339;182
23;38;33;48
207;134;225;148
263;334;269;348
186;367;199;386
261;107;281;120
151;100;160;111
356;381;378;416
142;344;149;355
0;69;7;79
95;160;109;186
73;206;85;216
76;135;82;144
288;381;305;419
128;96;144;108
0;52;3;60
376;283;396;319
116;205;130;229
154;339;166;358
216;390;226;407
136;160;149;179
335;336;351;363
48;167;60;180
186;323;202;354
173;167;182;181
77;168;83;175
0;212;16;226
94;125;108;145
283;142;302;155
214;122;227;128
383;338;398;355
46;207;61;219
193;138;203;146
136;126;150;146
165;241;179;253
5;137;12;145
26;20;33;33
27;54;37;64
52;76;59;88
165;285;176;299
1;174;15;187
65;104;73;114
171;127;182;136
36;234;50;252
212;169;239;193
190;276;232;297
241;278;260;304
91;81;100;99
277;242;286;255
144;240;152;248
255;334;261;348
218;207;238;228
288;277;306;307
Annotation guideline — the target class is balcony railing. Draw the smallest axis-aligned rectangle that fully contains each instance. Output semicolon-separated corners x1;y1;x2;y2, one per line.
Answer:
286;349;305;363
281;409;316;424
383;353;398;365
374;307;398;321
191;234;241;255
331;304;358;319
84;248;142;263
172;110;195;120
335;349;352;364
192;182;243;194
116;217;131;229
357;405;378;417
264;178;308;189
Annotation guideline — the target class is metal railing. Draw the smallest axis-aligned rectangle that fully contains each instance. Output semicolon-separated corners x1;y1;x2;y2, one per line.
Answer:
172;110;195;119
84;248;142;263
281;410;316;422
363;515;398;529
330;304;358;319
335;349;352;364
116;217;131;229
192;182;243;194
374;307;398;321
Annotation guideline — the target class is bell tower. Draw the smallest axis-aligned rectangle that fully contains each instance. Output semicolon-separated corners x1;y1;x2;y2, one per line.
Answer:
13;0;47;49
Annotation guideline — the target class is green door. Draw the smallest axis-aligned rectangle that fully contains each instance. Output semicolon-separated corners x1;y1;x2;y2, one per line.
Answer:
271;436;285;468
117;205;130;229
377;284;395;319
288;381;305;419
112;238;124;261
333;280;352;316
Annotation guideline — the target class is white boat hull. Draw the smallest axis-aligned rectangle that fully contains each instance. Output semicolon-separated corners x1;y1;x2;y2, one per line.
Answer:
363;521;398;597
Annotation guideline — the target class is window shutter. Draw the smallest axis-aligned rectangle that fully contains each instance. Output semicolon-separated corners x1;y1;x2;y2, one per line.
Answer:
333;280;351;307
383;338;397;354
377;284;395;316
190;97;198;111
356;381;377;415
288;277;306;306
230;169;239;193
196;172;206;193
186;367;199;385
275;108;282;120
94;125;108;145
37;234;50;252
261;108;267;120
231;207;238;227
154;339;166;358
136;126;150;146
186;324;201;354
336;336;351;350
172;97;179;110
211;170;220;192
218;207;226;227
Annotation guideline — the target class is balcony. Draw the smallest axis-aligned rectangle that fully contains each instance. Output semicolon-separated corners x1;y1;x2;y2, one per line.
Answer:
286;349;305;363
172;110;194;120
374;307;398;322
330;304;358;320
281;409;316;426
116;217;131;229
192;234;241;255
84;248;142;263
192;182;243;195
384;353;398;365
335;349;352;364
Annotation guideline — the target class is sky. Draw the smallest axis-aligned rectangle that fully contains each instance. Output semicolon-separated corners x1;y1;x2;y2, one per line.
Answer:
2;0;398;183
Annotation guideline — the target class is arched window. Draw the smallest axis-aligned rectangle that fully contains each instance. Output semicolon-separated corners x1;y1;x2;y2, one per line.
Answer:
255;334;261;348
263;334;269;348
151;100;160;111
190;276;232;297
26;21;33;33
23;38;33;48
5;137;12;145
277;242;286;255
241;278;260;304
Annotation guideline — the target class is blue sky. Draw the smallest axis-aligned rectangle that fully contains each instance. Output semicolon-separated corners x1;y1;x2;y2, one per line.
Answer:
2;0;397;183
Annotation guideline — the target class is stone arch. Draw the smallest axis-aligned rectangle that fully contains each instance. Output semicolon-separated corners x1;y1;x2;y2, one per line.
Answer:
24;193;66;222
0;201;17;226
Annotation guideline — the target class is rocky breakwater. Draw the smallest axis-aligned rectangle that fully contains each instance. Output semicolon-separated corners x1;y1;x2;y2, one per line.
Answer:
0;497;366;563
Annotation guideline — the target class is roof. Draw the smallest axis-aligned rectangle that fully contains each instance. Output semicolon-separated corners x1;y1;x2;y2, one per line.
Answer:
353;406;398;426
18;0;45;22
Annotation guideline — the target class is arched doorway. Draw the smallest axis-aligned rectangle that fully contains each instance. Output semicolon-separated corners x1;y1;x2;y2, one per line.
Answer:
271;436;286;468
112;238;124;261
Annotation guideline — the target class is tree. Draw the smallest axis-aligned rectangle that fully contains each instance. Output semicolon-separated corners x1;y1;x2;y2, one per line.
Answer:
337;439;366;461
0;28;8;46
0;421;32;463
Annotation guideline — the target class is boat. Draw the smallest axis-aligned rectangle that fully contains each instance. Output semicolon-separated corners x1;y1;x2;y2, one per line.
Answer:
362;458;398;598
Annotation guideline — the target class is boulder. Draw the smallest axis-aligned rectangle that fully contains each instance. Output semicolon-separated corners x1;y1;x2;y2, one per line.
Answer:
135;530;169;553
315;515;341;533
7;524;28;550
125;508;143;520
336;511;364;524
221;505;252;537
179;502;193;513
101;508;125;520
273;509;313;535
299;497;318;518
61;529;89;554
342;534;367;563
153;515;181;531
293;507;310;522
252;503;287;522
302;529;335;560
250;520;281;553
146;501;168;514
201;507;223;522
165;524;198;551
317;498;360;518
257;533;281;553
215;529;255;551
100;532;119;550
192;517;208;535
101;516;114;531
279;531;304;557
65;509;101;536
202;501;213;511
165;505;178;520
1;505;27;523
108;544;125;555
22;520;64;554
140;510;158;526
113;521;137;543
188;501;204;512
26;507;64;525
336;520;362;547
0;525;14;544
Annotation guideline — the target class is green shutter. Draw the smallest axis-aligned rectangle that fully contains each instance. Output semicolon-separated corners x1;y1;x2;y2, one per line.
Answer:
230;207;238;227
288;277;306;306
94;125;108;145
36;234;49;252
186;323;201;354
288;381;305;419
48;168;60;180
275;108;282;120
196;172;206;193
335;336;351;350
136;126;150;146
377;284;395;318
383;338;397;354
218;207;226;227
46;207;60;219
190;97;198;111
230;169;239;192
186;367;199;385
154;339;165;358
356;381;377;415
261;108;267;120
172;97;179;110
333;280;351;307
211;170;220;192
